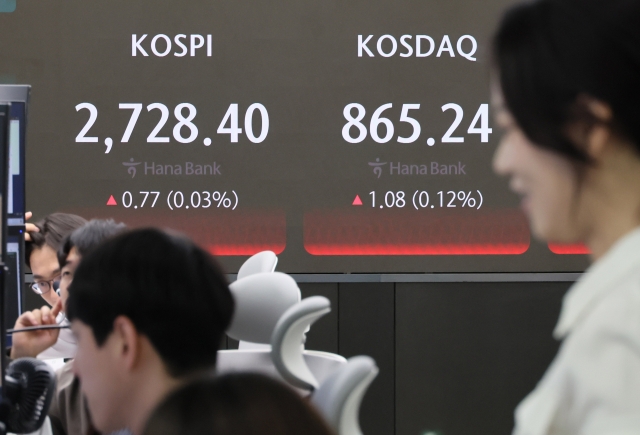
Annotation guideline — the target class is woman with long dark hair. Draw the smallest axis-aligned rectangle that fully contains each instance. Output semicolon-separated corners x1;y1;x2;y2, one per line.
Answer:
492;0;640;433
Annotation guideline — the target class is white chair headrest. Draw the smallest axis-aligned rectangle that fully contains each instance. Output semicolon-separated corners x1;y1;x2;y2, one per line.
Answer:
227;272;300;343
237;251;278;280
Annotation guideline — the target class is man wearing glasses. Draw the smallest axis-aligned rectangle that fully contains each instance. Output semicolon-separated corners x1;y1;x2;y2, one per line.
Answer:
26;213;87;306
16;213;87;359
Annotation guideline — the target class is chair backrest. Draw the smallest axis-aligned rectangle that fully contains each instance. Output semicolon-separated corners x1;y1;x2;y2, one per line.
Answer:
216;349;347;394
271;296;331;390
235;251;279;349
227;272;300;344
237;251;278;280
311;356;379;435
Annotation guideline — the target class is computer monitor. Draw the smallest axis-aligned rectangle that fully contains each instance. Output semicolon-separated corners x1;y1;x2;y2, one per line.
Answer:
0;85;29;337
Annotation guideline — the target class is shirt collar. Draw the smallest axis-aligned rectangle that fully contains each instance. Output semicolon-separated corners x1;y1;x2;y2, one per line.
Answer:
554;227;640;339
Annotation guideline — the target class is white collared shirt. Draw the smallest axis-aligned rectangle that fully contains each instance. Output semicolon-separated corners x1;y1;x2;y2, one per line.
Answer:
514;228;640;435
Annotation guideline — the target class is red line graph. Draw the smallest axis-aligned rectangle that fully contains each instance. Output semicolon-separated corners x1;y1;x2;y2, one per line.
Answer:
304;208;530;255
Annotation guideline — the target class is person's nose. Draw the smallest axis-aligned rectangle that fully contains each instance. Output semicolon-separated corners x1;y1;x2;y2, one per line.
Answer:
493;136;514;177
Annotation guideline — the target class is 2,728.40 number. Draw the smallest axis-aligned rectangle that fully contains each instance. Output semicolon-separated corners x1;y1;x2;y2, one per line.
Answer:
75;103;269;145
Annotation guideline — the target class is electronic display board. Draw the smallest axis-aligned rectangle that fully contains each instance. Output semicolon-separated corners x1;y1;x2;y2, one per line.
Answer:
0;0;589;273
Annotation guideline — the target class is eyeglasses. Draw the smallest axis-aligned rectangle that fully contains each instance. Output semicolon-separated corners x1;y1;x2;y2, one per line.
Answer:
31;277;60;295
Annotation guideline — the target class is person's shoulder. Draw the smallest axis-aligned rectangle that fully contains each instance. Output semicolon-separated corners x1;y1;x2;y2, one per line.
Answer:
598;270;640;323
573;272;640;346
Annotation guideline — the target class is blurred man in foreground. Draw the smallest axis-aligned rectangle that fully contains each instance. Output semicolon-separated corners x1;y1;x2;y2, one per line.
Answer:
66;228;234;435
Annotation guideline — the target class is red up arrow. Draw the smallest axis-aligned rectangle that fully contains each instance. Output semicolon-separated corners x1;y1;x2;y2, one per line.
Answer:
106;195;118;206
352;195;363;206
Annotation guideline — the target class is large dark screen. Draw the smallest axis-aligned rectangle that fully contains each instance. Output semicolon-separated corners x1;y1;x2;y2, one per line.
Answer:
0;0;589;272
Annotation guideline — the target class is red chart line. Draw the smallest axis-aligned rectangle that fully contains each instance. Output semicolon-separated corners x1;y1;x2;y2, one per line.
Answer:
304;208;531;256
63;207;287;256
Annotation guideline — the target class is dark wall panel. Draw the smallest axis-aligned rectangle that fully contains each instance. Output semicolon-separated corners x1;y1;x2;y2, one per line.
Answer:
300;283;339;354
339;283;395;435
395;282;569;435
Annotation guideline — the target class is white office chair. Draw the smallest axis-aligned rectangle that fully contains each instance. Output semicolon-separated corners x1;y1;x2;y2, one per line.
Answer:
311;356;379;435
218;292;346;392
237;250;278;280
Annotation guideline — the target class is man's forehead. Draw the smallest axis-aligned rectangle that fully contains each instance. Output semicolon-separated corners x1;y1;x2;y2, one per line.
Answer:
30;245;61;278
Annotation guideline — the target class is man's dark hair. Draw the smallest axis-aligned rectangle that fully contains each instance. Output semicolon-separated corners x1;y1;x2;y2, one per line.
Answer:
26;213;87;269
57;219;127;268
66;228;234;377
493;0;640;162
142;373;335;435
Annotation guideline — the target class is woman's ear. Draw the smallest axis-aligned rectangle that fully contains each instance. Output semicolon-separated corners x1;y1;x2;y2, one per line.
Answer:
584;98;613;122
568;96;613;162
585;98;613;162
585;123;611;162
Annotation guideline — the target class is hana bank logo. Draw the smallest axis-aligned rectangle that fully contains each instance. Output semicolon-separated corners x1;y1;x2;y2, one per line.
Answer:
368;158;387;178
0;0;16;13
123;159;142;178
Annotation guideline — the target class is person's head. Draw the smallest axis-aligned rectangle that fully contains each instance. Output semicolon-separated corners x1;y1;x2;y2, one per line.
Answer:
26;213;87;306
492;0;640;255
66;228;235;435
57;219;127;308
142;374;336;435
